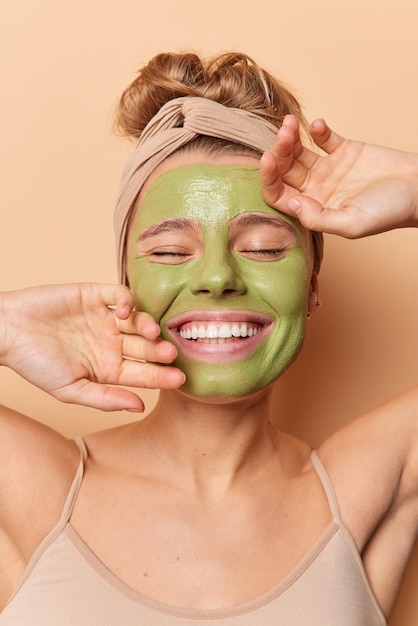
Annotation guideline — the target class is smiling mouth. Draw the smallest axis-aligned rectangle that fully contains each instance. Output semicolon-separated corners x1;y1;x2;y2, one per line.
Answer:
166;311;273;363
178;321;263;343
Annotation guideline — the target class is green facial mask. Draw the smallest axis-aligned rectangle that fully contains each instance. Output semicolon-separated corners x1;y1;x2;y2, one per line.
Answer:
127;164;313;398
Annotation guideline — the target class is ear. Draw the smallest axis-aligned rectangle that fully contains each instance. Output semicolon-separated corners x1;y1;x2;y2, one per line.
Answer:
307;272;320;317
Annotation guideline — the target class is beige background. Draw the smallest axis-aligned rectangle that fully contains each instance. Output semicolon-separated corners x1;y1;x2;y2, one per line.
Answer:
1;0;417;623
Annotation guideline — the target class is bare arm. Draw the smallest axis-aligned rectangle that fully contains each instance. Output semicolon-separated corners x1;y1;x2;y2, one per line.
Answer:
260;115;418;535
260;118;418;617
0;282;185;606
318;386;418;619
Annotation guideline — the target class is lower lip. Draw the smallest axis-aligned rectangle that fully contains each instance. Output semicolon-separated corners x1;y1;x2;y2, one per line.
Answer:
168;325;272;363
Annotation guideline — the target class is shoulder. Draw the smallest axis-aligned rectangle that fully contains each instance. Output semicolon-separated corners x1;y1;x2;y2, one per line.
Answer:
0;404;83;608
0;404;80;555
317;386;418;548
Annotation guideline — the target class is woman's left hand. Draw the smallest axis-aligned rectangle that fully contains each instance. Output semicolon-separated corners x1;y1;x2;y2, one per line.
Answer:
260;115;418;238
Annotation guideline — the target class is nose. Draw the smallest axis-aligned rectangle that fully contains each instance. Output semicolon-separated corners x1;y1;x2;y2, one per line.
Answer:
189;249;246;298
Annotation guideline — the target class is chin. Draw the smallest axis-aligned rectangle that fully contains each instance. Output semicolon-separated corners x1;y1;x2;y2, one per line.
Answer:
172;346;300;402
176;372;276;403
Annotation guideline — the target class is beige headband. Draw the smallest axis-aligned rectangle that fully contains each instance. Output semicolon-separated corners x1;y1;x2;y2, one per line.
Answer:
114;96;279;283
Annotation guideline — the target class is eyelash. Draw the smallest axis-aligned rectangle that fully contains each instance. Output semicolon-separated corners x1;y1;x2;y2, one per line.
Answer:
241;248;284;255
151;251;190;257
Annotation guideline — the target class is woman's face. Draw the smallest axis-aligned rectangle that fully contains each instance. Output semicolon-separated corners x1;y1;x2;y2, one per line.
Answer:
127;154;317;399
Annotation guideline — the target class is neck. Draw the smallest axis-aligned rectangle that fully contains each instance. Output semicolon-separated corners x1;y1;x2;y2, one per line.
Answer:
135;388;282;498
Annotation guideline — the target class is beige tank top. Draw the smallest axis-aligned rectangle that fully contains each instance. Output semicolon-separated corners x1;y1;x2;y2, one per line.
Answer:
1;439;386;625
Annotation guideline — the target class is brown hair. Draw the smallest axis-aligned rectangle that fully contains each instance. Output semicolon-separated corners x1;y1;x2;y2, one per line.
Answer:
116;52;306;137
115;52;323;274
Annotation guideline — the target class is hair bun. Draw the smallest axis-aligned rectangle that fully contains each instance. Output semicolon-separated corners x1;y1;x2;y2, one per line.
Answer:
115;51;305;139
116;52;206;138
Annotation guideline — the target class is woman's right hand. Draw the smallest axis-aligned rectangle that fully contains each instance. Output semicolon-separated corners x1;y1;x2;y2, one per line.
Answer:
0;283;185;412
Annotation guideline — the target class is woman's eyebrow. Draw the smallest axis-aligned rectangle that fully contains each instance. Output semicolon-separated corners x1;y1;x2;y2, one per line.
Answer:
138;218;201;242
228;213;296;233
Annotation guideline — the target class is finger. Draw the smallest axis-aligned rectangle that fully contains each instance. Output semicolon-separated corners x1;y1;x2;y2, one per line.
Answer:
286;195;363;237
260;151;284;207
93;283;135;321
310;119;345;154
272;118;305;174
266;119;318;193
122;334;178;364
57;379;146;412
260;123;307;207
278;115;319;170
273;115;302;160
118;359;186;390
113;285;136;320
117;310;162;340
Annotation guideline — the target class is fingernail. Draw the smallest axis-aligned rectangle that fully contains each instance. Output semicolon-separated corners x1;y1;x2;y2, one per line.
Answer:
287;198;302;212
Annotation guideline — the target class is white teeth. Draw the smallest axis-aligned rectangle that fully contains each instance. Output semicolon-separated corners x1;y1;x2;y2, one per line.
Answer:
231;323;241;337
206;323;218;338
179;321;262;340
219;323;232;338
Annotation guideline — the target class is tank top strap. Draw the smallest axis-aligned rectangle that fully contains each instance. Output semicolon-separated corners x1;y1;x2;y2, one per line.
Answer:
58;436;87;525
310;449;342;521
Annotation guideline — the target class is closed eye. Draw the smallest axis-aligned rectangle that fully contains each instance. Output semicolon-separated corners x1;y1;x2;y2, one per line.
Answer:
241;248;284;255
236;246;289;261
229;214;297;262
146;246;196;264
136;218;202;264
151;250;190;256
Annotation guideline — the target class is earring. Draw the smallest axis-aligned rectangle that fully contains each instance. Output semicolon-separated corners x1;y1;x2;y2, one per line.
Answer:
307;311;311;319
316;300;321;307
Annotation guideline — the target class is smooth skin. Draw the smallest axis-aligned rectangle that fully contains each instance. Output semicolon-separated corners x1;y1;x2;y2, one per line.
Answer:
0;122;417;619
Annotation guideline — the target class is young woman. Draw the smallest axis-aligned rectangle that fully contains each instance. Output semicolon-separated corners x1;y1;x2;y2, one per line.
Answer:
0;52;417;625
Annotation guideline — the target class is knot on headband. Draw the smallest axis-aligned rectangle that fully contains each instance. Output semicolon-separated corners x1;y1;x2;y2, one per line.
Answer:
114;96;279;283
